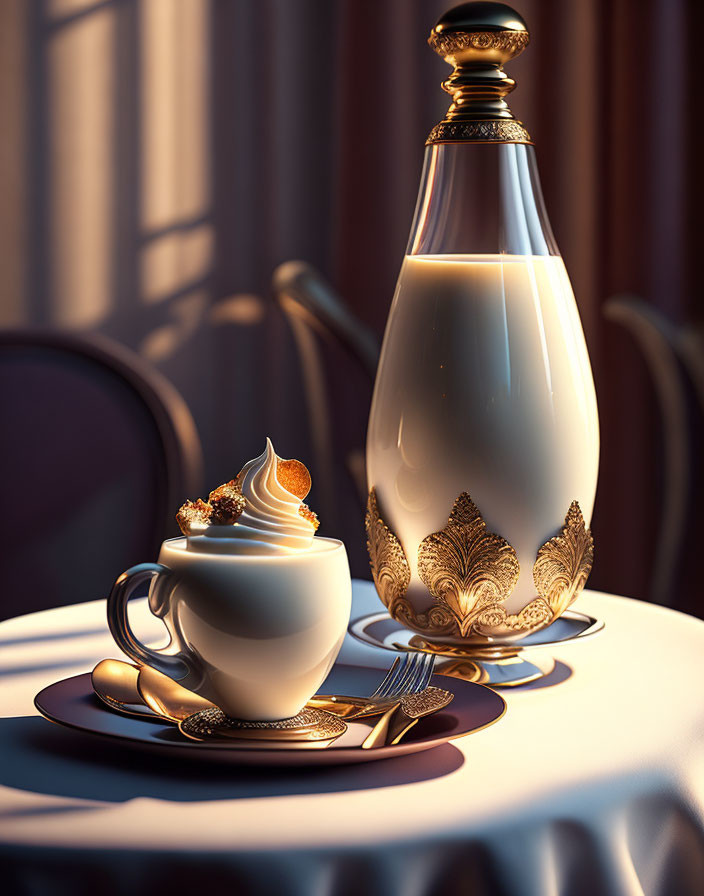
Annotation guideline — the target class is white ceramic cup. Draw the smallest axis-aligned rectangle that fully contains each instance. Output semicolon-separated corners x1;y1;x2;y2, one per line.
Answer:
107;536;351;720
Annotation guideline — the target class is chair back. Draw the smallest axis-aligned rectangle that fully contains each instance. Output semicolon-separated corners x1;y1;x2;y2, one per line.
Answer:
273;262;380;527
0;330;203;620
273;261;379;379
605;298;703;612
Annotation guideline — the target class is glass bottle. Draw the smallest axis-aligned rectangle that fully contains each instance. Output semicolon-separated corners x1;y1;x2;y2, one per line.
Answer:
366;2;599;643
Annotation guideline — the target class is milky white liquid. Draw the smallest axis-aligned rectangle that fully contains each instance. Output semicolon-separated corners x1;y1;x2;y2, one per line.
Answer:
367;254;599;615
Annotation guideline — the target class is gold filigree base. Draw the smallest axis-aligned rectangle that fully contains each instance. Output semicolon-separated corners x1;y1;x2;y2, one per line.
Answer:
350;609;604;688
366;489;594;643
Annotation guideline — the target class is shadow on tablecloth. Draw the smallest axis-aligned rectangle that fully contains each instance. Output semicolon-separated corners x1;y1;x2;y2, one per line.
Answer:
513;660;572;691
0;715;465;806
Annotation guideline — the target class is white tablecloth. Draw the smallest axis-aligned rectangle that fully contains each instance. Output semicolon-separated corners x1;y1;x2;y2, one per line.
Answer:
1;581;703;896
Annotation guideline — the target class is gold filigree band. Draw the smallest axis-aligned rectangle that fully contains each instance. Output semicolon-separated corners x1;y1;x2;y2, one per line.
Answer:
426;120;532;145
366;490;594;640
428;30;529;60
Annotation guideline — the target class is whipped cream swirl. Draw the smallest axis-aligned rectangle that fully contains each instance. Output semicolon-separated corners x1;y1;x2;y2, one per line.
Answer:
187;439;316;555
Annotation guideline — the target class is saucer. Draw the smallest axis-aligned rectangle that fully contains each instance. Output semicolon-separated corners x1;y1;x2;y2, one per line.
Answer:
350;610;605;687
34;663;506;766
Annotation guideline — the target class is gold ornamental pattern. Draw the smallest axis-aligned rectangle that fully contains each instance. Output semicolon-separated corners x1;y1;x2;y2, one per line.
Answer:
473;598;551;638
417;493;520;638
533;500;594;621
365;488;410;618
428;30;529;59
426;120;531;145
366;489;594;640
366;490;455;636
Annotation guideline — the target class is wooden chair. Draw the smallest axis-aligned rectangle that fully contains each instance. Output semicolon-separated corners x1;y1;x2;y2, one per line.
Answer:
272;261;379;526
0;330;203;620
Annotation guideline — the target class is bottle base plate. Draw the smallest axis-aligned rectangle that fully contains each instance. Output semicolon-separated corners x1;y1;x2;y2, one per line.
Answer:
349;609;603;687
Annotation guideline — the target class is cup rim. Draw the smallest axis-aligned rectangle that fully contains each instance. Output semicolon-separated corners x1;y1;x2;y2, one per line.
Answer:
160;534;347;560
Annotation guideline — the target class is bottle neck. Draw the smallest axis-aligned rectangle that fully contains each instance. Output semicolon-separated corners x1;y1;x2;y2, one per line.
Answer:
441;63;517;122
407;142;559;258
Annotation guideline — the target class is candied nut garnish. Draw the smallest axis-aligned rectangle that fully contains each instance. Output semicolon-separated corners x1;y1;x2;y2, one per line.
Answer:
208;480;246;524
276;457;312;500
299;502;320;530
176;498;213;535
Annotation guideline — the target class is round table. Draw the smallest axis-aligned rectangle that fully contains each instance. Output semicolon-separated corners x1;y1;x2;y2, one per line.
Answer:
1;581;703;896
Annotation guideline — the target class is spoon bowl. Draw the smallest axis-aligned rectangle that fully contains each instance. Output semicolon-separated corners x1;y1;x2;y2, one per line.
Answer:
91;659;159;719
137;665;215;722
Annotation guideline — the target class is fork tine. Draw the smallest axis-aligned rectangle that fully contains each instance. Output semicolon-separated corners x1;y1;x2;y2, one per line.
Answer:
388;652;421;699
392;652;435;699
381;654;411;700
370;654;406;700
389;653;417;697
367;650;437;707
369;655;400;699
409;652;431;693
391;651;418;698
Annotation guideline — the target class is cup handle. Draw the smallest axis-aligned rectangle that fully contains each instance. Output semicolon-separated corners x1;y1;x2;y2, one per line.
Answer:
106;562;191;679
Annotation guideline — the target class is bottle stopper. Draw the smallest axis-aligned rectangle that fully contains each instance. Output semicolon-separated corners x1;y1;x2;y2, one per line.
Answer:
427;1;531;145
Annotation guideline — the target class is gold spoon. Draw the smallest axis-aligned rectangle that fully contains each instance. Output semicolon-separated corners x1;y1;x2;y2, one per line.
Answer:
91;659;167;720
137;665;214;721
